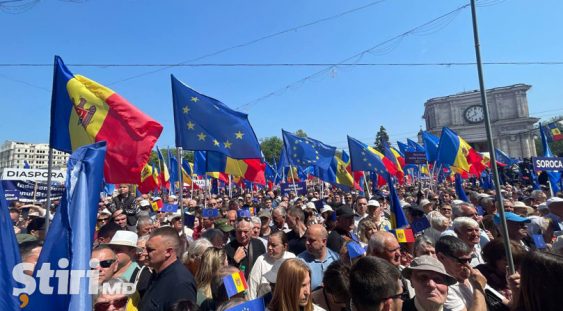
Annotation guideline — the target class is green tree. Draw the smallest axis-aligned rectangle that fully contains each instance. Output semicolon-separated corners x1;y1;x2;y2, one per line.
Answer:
260;136;283;163
374;125;390;151
149;148;194;166
295;129;308;138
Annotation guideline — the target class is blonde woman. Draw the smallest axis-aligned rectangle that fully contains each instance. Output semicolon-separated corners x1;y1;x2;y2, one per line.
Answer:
357;218;378;248
268;258;325;311
195;247;227;305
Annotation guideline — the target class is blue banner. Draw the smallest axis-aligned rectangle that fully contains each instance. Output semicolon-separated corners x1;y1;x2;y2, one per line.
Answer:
280;182;307;196
1;180;64;203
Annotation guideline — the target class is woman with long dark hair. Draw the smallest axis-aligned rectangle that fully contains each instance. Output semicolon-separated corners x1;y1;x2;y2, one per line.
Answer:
513;251;563;310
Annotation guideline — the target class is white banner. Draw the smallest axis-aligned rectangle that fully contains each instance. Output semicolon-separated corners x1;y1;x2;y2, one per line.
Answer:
1;168;66;183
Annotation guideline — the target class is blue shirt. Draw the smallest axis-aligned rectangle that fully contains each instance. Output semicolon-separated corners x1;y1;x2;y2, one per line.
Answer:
297;248;339;290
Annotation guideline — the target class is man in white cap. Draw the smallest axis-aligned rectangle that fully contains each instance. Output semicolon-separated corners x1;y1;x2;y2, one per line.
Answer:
106;230;140;283
402;255;457;311
365;199;391;231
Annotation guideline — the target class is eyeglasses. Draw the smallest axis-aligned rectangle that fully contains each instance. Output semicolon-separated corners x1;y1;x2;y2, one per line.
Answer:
94;297;128;311
446;254;472;265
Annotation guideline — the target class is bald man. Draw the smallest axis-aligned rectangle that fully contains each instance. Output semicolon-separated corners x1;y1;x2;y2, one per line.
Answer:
139;227;196;310
297;224;340;290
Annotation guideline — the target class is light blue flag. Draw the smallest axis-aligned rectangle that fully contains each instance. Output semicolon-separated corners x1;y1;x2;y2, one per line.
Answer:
0;183;21;311
23;142;106;311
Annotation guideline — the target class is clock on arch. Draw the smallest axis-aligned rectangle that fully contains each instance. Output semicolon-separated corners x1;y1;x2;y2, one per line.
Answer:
464;105;484;123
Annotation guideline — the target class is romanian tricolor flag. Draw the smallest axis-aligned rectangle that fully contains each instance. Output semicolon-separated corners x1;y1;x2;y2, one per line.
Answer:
49;56;163;183
156;147;170;189
436;127;485;176
205;151;265;184
223;271;248;298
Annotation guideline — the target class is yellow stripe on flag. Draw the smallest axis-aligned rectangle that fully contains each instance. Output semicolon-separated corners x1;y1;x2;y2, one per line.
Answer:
395;229;407;243
66;76;111;150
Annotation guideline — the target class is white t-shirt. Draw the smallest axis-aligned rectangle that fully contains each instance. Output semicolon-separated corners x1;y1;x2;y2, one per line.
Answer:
444;281;474;311
247;251;296;299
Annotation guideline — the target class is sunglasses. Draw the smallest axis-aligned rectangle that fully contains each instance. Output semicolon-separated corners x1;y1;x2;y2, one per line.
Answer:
237;217;251;222
94;297;128;311
446;254;472;265
97;218;109;222
98;259;116;268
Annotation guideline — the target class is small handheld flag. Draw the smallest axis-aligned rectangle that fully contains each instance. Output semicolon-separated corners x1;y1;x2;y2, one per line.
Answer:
237;209;252;218
160;204;178;213
411;217;431;234
202;208;220;218
223;271;248;298
394;229;415;243
225;297;265;311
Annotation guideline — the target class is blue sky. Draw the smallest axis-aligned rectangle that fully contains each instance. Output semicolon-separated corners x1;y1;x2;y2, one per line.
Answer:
2;0;563;151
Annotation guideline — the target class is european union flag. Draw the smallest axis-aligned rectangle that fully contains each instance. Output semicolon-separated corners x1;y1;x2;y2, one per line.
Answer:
407;138;425;152
347;136;387;175
397;141;413;154
495;148;517;166
172;75;261;159
225;297;265;311
282;130;335;170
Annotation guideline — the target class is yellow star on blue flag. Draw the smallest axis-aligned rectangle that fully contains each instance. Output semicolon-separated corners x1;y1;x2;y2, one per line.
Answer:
282;130;335;170
172;75;262;159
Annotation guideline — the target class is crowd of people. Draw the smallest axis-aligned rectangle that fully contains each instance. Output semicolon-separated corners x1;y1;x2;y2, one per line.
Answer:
9;179;563;311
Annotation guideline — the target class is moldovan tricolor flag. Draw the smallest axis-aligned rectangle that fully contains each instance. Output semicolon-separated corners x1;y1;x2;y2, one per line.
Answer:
49;56;163;183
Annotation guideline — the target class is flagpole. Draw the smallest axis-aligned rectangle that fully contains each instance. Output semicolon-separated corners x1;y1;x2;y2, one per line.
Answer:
289;165;298;194
363;172;371;199
176;147;186;236
470;0;515;274
229;175;232;198
44;147;54;232
204;175;209;208
320;180;324;200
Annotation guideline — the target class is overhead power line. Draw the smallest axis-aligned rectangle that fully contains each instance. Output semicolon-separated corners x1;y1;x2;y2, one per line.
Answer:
2;61;563;67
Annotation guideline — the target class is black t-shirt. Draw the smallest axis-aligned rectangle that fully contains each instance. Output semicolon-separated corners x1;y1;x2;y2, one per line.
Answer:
286;230;306;255
139;260;196;311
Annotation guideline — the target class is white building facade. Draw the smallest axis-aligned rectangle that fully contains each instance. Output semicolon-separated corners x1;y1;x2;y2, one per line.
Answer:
0;141;69;170
423;84;538;158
